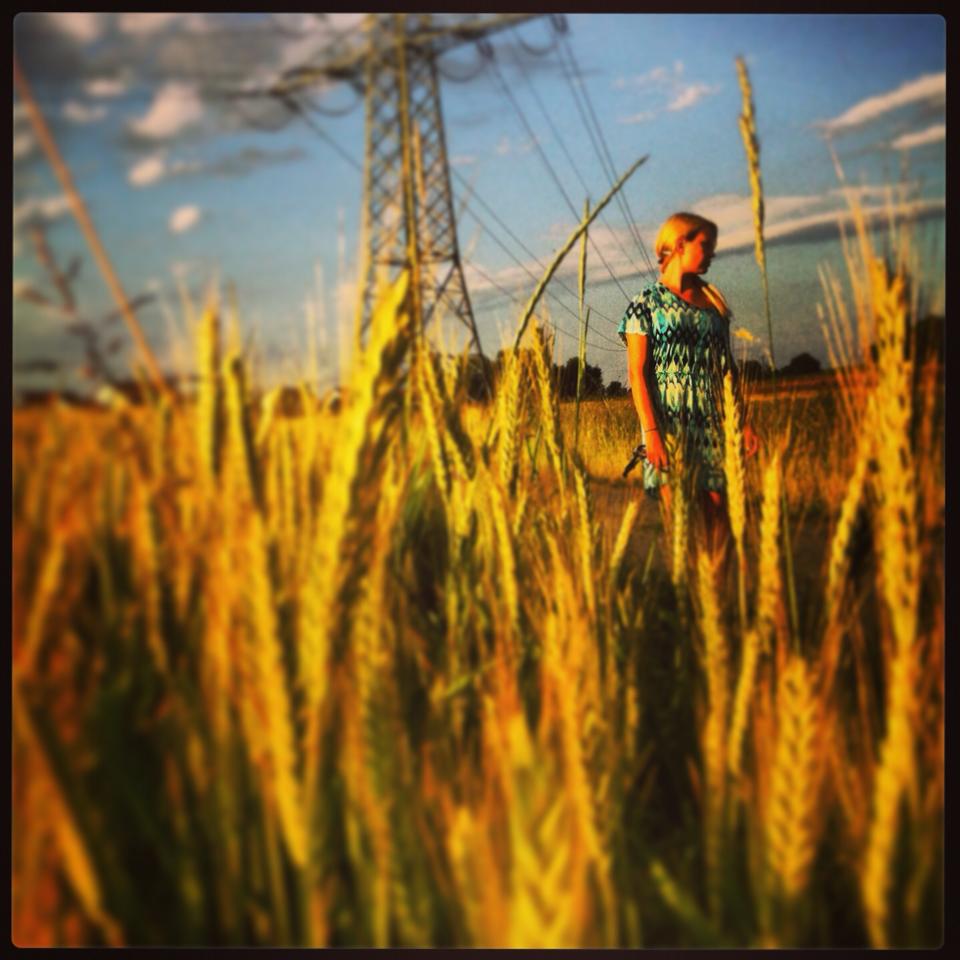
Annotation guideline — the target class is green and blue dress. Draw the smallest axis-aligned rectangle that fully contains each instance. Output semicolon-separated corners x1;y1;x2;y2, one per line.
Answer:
618;280;736;497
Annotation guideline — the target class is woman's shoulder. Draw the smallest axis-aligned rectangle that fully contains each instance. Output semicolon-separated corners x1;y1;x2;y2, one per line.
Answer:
700;281;731;318
630;280;664;308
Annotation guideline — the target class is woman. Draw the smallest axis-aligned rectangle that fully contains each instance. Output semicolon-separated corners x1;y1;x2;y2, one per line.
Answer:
619;212;758;550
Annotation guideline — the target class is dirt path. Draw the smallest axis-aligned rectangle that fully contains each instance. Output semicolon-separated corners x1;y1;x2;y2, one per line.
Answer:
588;471;840;615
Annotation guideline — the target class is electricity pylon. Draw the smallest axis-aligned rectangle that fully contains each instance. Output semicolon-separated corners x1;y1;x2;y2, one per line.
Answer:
269;13;545;354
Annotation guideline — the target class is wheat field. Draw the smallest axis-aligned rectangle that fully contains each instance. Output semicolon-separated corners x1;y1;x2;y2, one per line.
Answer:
12;56;944;947
12;224;943;947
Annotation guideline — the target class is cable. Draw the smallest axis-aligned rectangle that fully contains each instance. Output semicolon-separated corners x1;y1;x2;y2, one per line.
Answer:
557;35;658;278
457;201;625;347
486;55;634;304
436;43;489;83
509;43;645;279
515;18;560;58
277;70;632;357
299;82;362;118
464;261;624;353
556;35;653;273
466;258;624;354
277;92;365;173
450;166;621;328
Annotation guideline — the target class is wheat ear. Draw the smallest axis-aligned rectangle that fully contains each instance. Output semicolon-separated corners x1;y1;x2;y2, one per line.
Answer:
766;655;823;904
696;546;730;923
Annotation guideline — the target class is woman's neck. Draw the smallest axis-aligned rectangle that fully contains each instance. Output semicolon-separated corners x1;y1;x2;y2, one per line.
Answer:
659;264;700;294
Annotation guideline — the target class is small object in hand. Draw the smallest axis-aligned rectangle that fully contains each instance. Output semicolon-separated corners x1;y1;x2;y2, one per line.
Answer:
623;443;646;478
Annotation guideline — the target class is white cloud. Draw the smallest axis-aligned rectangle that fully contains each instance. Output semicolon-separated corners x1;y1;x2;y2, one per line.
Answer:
127;147;303;187
614;60;718;123
129;154;169;187
494;135;539;158
169;205;201;234
467;183;944;297
617;111;655;126
276;13;367;73
45;12;104;44
692;187;942;254
615;63;678;91
182;13;222;34
817;71;945;136
63;101;108;124
694;192;826;240
117;13;184;36
13;194;71;229
891;123;945;151
85;77;129;99
14;130;36;161
667;82;720;113
129;82;204;140
451;154;478;167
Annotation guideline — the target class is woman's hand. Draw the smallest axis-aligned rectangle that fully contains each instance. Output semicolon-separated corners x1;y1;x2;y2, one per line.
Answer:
743;423;760;458
645;429;669;472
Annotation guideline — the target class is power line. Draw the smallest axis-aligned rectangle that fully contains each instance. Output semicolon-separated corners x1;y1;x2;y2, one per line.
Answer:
557;35;658;279
280;92;365;173
286;99;631;346
486;54;635;304
457;204;626;349
261;57;633;358
508;43;645;279
556;35;653;274
450;166;621;329
465;258;625;354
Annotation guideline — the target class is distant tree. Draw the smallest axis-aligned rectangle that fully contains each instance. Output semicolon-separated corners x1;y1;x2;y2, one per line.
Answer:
605;380;626;398
780;352;822;377
738;359;767;383
553;356;604;399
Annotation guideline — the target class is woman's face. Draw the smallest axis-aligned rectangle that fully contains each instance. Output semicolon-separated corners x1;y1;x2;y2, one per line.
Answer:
679;230;716;275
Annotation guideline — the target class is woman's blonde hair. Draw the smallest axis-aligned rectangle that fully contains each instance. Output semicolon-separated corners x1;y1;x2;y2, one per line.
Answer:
654;212;718;268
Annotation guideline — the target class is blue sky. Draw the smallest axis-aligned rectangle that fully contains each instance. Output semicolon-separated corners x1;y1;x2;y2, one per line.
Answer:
13;13;945;394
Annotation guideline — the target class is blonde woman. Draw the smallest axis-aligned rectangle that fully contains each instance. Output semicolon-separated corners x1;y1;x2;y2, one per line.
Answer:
618;212;759;549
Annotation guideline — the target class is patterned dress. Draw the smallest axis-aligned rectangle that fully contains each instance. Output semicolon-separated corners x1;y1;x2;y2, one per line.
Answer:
618;280;735;497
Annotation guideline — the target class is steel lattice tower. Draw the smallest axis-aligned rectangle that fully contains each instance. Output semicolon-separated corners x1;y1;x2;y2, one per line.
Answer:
356;14;478;350
266;13;543;354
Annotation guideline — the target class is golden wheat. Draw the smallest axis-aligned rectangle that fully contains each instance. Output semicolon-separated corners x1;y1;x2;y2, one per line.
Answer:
696;546;730;923
766;655;822;904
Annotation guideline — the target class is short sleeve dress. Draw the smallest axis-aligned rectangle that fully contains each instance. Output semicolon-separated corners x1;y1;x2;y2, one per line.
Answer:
618;280;735;497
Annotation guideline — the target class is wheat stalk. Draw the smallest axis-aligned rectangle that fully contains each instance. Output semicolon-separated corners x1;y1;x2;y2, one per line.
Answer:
299;270;411;807
722;371;748;632
766;655;822;906
195;298;222;484
245;508;309;869
755;450;783;652
735;55;776;374
496;347;524;496
861;645;916;947
696;546;730;923
607;497;639;599
572;460;597;620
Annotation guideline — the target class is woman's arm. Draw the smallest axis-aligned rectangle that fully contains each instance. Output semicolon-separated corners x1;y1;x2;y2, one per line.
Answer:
626;333;658;433
626;333;669;469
